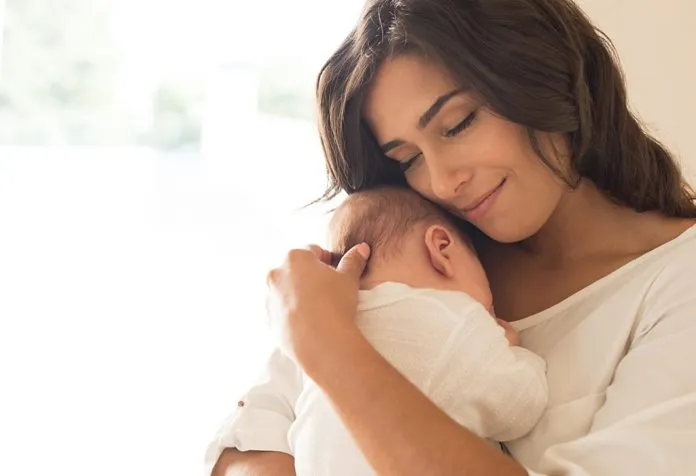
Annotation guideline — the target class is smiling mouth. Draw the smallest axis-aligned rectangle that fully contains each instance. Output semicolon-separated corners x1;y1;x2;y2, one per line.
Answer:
461;179;506;212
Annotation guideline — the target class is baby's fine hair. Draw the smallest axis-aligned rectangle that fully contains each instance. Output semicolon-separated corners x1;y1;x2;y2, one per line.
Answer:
330;186;471;264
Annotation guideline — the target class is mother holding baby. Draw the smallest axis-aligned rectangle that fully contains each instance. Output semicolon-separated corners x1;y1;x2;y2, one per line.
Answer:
211;0;696;474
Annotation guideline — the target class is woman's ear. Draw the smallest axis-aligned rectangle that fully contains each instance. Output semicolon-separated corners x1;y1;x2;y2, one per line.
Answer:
424;224;456;278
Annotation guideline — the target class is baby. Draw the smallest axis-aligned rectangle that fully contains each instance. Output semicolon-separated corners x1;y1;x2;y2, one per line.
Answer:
206;186;548;476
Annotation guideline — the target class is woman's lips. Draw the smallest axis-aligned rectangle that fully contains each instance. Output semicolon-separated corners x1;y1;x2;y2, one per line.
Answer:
460;179;506;220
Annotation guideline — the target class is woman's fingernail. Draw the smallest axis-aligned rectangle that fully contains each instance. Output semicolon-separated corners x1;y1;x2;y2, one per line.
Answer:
357;243;370;259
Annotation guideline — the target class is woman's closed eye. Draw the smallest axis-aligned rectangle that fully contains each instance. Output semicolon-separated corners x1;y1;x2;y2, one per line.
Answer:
393;110;478;172
443;110;477;138
399;152;423;172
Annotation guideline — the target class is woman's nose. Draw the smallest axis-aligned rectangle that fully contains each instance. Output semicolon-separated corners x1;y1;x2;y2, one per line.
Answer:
427;156;473;203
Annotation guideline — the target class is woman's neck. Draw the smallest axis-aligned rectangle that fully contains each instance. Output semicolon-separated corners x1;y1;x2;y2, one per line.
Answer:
517;180;692;265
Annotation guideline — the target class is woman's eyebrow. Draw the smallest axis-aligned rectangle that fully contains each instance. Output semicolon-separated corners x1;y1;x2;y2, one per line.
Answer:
417;88;462;129
380;88;464;153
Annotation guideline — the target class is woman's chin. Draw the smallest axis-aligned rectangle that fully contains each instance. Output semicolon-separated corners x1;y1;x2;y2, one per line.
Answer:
475;220;537;244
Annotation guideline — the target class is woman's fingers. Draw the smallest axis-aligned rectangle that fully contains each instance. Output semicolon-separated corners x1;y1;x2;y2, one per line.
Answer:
266;267;279;286
305;244;324;259
264;244;365;367
336;243;370;279
496;318;520;346
305;244;334;266
306;245;343;268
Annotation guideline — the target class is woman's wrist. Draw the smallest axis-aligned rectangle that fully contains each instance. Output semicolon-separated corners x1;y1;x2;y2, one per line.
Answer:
296;330;528;476
295;315;368;382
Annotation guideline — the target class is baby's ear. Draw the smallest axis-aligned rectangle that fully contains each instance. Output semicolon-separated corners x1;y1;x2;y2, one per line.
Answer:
425;224;454;253
424;224;456;278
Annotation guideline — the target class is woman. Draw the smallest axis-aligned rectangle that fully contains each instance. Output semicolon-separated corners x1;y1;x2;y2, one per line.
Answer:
212;0;696;474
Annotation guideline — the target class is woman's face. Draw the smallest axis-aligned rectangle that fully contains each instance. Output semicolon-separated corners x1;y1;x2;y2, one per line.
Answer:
363;54;569;243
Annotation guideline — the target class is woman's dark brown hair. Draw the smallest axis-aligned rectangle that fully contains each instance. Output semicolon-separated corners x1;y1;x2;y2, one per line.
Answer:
316;0;696;218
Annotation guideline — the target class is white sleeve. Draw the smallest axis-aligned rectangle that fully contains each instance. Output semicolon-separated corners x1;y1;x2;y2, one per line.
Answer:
523;271;696;476
426;305;548;442
358;295;547;442
203;348;302;472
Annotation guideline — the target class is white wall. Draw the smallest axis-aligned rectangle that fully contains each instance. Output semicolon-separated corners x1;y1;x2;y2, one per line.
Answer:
578;0;696;180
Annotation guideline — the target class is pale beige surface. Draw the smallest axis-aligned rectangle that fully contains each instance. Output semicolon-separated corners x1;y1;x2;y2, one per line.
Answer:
578;0;696;182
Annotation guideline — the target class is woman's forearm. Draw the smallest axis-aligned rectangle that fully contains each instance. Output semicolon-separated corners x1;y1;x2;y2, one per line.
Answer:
304;327;528;476
211;449;296;476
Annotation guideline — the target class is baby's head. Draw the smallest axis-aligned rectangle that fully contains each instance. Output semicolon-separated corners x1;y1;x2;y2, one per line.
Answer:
328;186;492;309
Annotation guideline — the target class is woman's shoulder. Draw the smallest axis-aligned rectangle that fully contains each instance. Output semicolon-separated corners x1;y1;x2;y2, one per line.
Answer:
644;221;696;276
606;220;696;284
514;223;696;331
631;223;696;334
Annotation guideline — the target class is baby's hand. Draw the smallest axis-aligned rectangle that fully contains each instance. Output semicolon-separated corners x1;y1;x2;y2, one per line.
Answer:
496;319;520;346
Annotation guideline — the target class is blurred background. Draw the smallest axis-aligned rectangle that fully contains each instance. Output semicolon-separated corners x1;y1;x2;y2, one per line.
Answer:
0;1;693;475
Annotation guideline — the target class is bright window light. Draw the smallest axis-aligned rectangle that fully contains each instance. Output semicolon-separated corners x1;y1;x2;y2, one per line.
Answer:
0;1;362;475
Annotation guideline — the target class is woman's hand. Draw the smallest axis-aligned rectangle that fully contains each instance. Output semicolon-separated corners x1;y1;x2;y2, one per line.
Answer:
266;243;370;371
496;318;520;346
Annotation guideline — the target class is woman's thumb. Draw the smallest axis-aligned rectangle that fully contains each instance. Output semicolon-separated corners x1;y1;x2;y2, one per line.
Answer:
336;243;370;278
